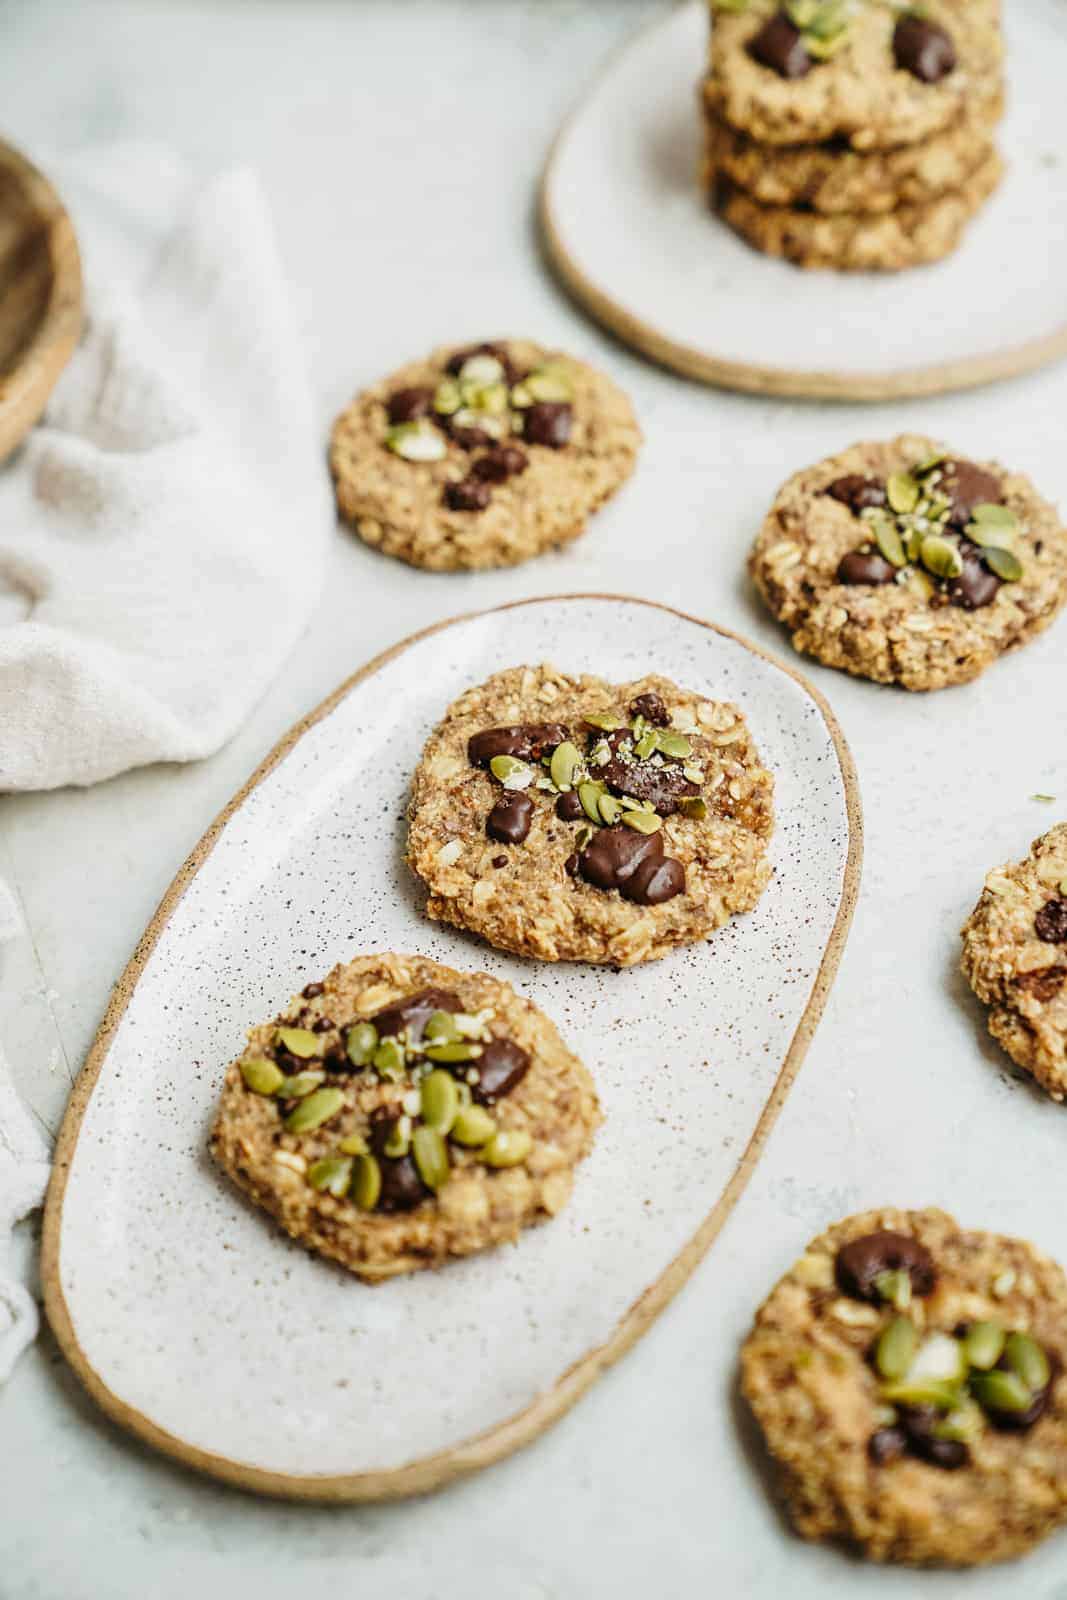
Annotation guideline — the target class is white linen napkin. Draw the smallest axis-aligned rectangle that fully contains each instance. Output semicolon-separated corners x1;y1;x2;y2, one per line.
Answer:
0;143;331;790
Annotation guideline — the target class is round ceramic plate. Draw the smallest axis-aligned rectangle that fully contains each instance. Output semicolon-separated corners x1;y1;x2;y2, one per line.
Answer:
43;596;860;1501
541;0;1067;402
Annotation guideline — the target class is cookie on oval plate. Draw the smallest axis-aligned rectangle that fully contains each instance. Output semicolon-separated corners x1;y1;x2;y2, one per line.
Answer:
742;1207;1067;1566
961;823;1067;1101
209;953;600;1282
705;0;1003;152
329;338;641;571
750;434;1067;690
406;663;774;966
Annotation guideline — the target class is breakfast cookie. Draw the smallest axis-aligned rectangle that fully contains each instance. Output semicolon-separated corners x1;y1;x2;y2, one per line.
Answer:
750;435;1067;690
742;1207;1067;1566
705;0;1004;152
700;92;1003;214
406;664;774;966
961;824;1067;1100
712;146;1001;271
329;339;641;571
210;953;600;1281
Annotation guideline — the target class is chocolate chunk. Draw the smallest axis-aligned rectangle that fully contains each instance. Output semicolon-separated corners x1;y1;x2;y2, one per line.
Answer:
487;791;534;845
899;1408;969;1469
523;401;572;449
629;692;669;727
749;11;812;78
983;1375;1053;1432
443;477;491;512
472;1038;530;1104
868;1426;907;1466
373;987;463;1042
311;1016;334;1033
578;825;686;906
492;854;508;869
302;981;325;999
556;789;586;822
835;1230;937;1303
893;15;957;83
369;1122;427;1213
468;723;569;766
445;341;518;385
826;475;887;514
836;550;897;587
946;549;1000;611
1016;967;1067;1003
565;852;580;877
596;727;699;816
387;386;433;425
442;416;494;451
940;459;1003;529
472;445;528;482
1035;898;1067;944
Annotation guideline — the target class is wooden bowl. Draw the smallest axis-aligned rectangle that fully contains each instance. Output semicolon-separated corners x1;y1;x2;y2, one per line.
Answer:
0;138;82;460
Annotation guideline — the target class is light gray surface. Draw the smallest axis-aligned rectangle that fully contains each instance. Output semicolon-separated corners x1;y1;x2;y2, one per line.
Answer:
2;2;1067;1596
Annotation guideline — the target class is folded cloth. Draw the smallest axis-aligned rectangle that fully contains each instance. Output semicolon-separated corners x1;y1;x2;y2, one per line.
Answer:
0;143;331;790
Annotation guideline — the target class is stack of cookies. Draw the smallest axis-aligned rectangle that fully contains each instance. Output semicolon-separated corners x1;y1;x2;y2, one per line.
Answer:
700;0;1005;272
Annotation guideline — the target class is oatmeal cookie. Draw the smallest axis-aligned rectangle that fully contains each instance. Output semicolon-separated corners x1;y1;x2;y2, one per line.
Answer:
406;665;774;966
705;0;1004;152
700;91;1003;214
210;953;600;1281
742;1207;1067;1566
713;146;1002;271
750;435;1067;690
329;339;640;571
961;824;1067;1100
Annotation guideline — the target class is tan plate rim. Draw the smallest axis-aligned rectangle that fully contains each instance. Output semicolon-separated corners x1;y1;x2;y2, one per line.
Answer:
41;592;863;1503
0;136;83;457
538;3;1067;404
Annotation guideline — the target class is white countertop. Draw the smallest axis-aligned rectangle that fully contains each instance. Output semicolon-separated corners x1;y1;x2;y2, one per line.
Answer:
3;3;1067;1596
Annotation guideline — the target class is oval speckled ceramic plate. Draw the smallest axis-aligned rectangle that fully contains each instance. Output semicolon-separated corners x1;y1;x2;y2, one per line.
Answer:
43;595;860;1501
541;0;1067;402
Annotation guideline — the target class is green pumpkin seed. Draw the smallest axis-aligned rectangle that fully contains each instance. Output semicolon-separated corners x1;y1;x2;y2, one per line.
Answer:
424;1040;481;1064
584;713;625;731
385;421;446;463
345;1022;378;1068
412;1125;450;1190
963;1320;1005;1372
525;369;573;403
804;28;846;57
920;535;964;580
549;741;582;791
579;780;607;823
454;1080;473;1111
433;378;462;415
965;519;1013;550
373;1037;407;1080
338;1133;368;1156
489;754;533;788
451;1105;497;1146
984;546;1023;583
598;794;624;826
1003;1331;1050;1391
509;382;533;408
679;796;708;821
621;810;662;835
934;1398;985;1445
913;451;945;477
575;824;594;851
465;380;509;416
874;1269;912;1311
424;1010;461;1044
903;525;925;564
971;1368;1033;1415
276;1026;321;1059
887;472;920;515
420;1069;459;1134
382;1115;412;1158
284;1087;344;1134
241;1058;285;1095
350;1154;381;1211
307;1156;353;1196
277;1071;326;1099
482;1127;533;1168
1059;877;1067;896
634;731;658;760
655;732;693;760
873;520;907;569
971;502;1017;530
881;1378;962;1411
875;1316;918;1381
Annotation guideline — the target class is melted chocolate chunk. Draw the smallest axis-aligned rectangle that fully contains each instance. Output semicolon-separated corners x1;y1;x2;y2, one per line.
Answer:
899;1407;969;1469
596;727;699;816
472;1038;530;1104
1035;898;1067;944
983;1374;1053;1432
472;445;528;482
749;11;812;78
868;1426;907;1467
468;723;568;766
387;386;433;425
443;477;491;512
826;475;887;514
302;981;325;999
445;341;518;385
629;692;669;727
940;459;1003;530
487;791;534;845
565;851;580;877
578;825;686;906
893;15;957;83
556;789;586;822
836;550;897;587
372;987;463;1043
311;1016;334;1033
835;1230;937;1303
523;401;572;449
946;549;1000;611
369;1121;427;1212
